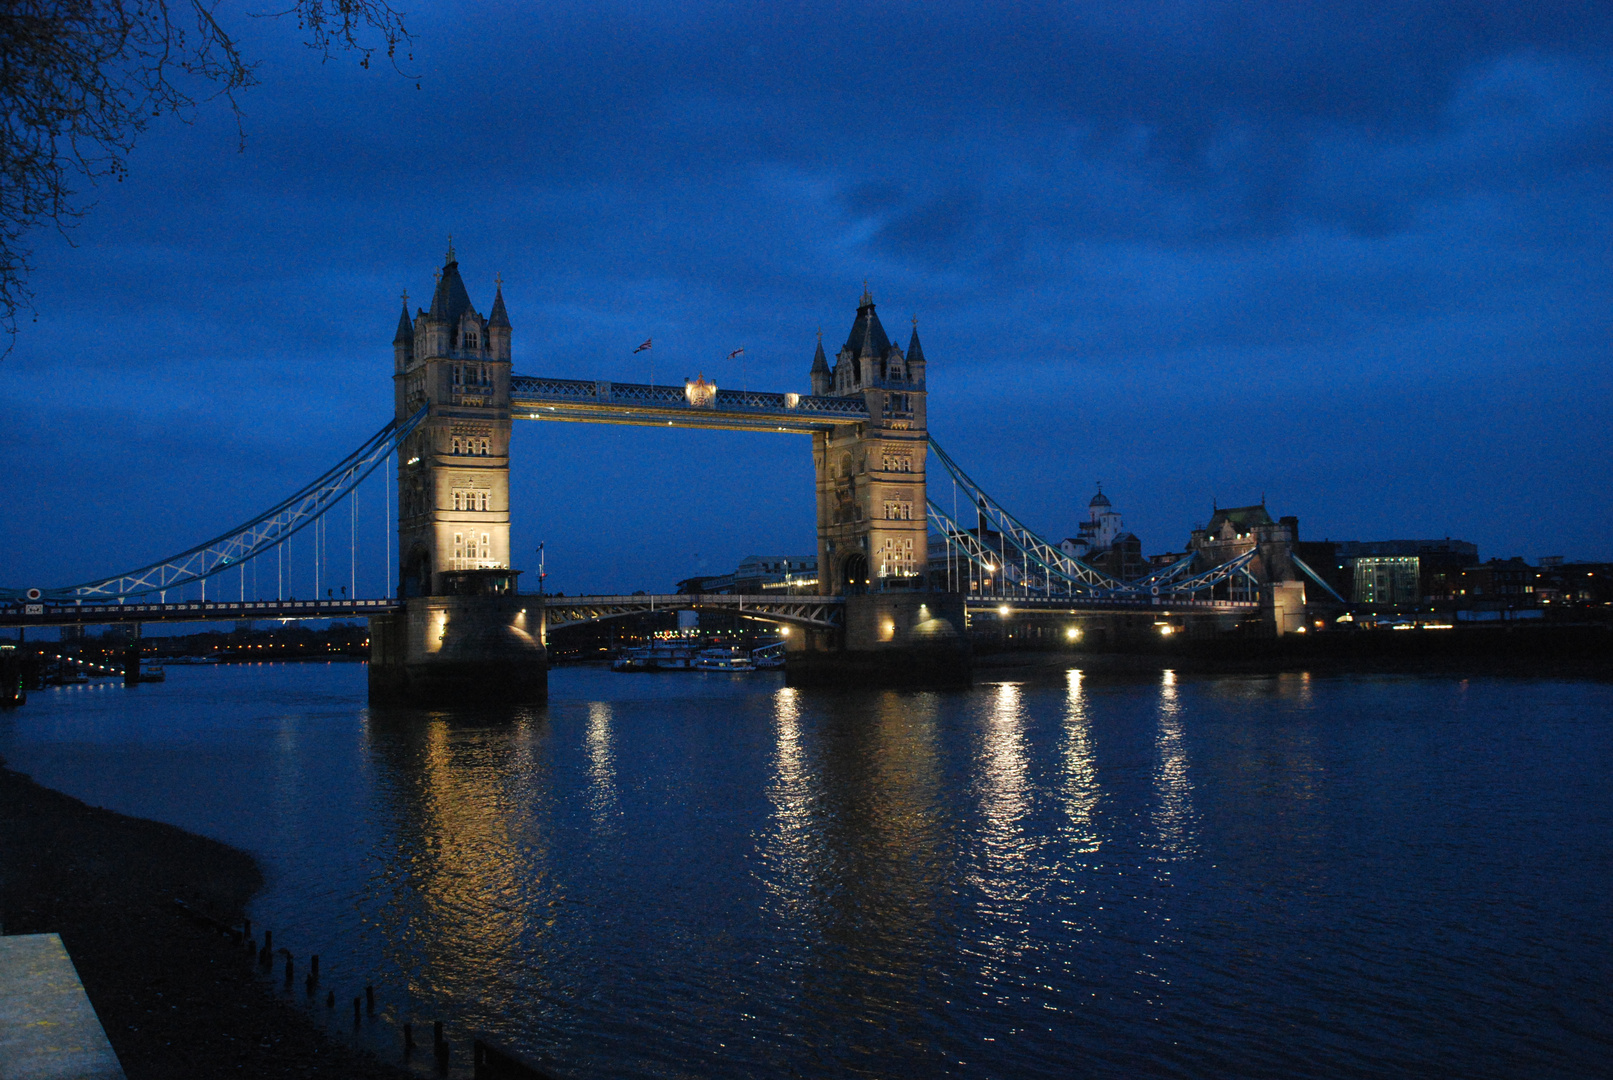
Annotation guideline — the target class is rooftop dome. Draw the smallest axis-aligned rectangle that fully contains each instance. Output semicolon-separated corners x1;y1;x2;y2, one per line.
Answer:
1089;488;1112;509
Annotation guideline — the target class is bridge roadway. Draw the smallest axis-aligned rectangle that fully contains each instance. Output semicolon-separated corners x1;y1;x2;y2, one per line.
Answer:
0;592;1258;630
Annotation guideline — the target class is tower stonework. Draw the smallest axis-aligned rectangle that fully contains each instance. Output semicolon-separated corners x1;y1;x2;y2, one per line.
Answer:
812;288;931;596
791;288;968;687
369;247;546;705
393;248;513;596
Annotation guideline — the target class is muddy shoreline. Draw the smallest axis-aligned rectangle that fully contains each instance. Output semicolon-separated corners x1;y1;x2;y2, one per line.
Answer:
0;755;415;1079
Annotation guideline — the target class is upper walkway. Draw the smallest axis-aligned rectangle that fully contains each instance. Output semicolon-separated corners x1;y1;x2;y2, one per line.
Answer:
510;376;869;434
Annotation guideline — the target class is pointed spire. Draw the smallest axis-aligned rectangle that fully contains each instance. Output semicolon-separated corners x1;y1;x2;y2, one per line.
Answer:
810;332;829;374
393;298;414;344
489;277;510;329
429;254;474;324
843;283;890;359
445;234;456;265
906;315;925;368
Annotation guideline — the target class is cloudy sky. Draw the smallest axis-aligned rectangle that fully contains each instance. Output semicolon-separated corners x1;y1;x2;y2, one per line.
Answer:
4;0;1611;597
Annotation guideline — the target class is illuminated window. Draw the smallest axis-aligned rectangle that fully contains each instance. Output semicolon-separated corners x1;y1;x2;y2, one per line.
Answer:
883;501;913;520
882;454;913;472
878;537;915;577
452;489;490;511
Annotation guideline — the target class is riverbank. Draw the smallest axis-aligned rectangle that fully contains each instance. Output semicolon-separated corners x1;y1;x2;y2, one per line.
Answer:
0;755;412;1080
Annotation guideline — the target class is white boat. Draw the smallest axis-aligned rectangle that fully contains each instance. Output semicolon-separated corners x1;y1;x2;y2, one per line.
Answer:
696;646;755;672
611;639;702;672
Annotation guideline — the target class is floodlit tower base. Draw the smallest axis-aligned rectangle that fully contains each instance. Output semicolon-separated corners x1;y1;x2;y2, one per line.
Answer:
368;572;546;706
786;590;970;689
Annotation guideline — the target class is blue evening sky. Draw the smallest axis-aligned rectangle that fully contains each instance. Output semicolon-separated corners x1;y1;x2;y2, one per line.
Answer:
3;1;1610;597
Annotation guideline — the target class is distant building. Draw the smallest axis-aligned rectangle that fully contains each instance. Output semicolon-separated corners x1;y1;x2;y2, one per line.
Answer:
678;555;817;595
1060;487;1123;561
1533;561;1613;606
1354;556;1421;605
735;555;818;594
1088;533;1145;580
1301;538;1479;603
1188;504;1296;567
1459;557;1535;602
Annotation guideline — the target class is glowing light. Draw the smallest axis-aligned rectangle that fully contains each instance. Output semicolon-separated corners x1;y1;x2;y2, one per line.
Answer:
998;605;1010;616
1158;625;1174;636
1295;626;1306;633
1065;627;1079;640
780;627;791;636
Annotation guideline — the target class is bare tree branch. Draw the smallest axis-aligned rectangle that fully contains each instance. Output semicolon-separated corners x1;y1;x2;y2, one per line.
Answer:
0;1;412;356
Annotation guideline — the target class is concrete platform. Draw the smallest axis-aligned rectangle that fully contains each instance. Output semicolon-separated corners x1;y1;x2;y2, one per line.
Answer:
0;934;125;1080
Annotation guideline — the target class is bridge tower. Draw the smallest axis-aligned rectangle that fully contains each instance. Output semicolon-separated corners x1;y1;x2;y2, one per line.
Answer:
369;245;546;705
812;287;931;595
393;243;514;594
792;288;968;687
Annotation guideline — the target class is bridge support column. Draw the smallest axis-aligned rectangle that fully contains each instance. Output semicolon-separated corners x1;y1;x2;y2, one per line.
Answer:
1262;580;1308;636
786;590;970;689
369;593;546;706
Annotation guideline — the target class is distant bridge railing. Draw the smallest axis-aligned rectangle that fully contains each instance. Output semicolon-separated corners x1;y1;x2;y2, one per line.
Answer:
510;376;869;432
0;598;404;628
544;593;844;631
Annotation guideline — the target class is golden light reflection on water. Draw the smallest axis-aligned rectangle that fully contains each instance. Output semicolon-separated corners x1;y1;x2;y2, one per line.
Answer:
368;713;553;1007
1061;669;1101;855
1151;670;1197;858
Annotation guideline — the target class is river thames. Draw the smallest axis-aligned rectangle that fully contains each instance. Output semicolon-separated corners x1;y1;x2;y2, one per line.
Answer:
2;662;1608;1079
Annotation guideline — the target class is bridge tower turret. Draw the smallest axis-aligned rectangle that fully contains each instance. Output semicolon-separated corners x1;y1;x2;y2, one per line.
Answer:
812;288;930;596
393;243;513;597
791;290;967;687
372;246;545;705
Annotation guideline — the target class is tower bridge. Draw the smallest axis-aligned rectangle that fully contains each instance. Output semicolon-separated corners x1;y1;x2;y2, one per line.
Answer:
3;247;1323;699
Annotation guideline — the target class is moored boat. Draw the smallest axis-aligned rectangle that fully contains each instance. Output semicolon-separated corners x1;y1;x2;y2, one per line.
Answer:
696;646;755;672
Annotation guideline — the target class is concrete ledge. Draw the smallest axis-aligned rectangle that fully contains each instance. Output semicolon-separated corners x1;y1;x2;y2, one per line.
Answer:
0;933;125;1080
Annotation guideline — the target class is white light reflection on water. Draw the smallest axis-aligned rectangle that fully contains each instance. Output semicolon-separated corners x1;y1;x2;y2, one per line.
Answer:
1151;670;1197;858
978;683;1034;885
966;682;1037;996
760;686;825;920
1061;669;1101;857
585;702;618;828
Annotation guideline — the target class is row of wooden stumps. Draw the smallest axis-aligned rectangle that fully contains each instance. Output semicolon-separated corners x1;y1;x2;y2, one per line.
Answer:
242;918;455;1072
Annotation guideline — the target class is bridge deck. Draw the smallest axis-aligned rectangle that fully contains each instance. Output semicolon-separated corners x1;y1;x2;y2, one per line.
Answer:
965;596;1260;613
0;598;402;627
510;376;870;433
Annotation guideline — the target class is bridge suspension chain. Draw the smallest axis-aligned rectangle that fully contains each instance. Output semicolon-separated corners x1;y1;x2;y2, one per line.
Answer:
925;437;1265;603
926;436;1124;595
6;408;427;602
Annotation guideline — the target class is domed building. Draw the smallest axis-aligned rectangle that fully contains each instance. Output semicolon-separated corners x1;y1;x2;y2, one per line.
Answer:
1061;486;1124;560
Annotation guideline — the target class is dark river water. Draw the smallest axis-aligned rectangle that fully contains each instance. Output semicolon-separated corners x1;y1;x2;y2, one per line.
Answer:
2;662;1610;1079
